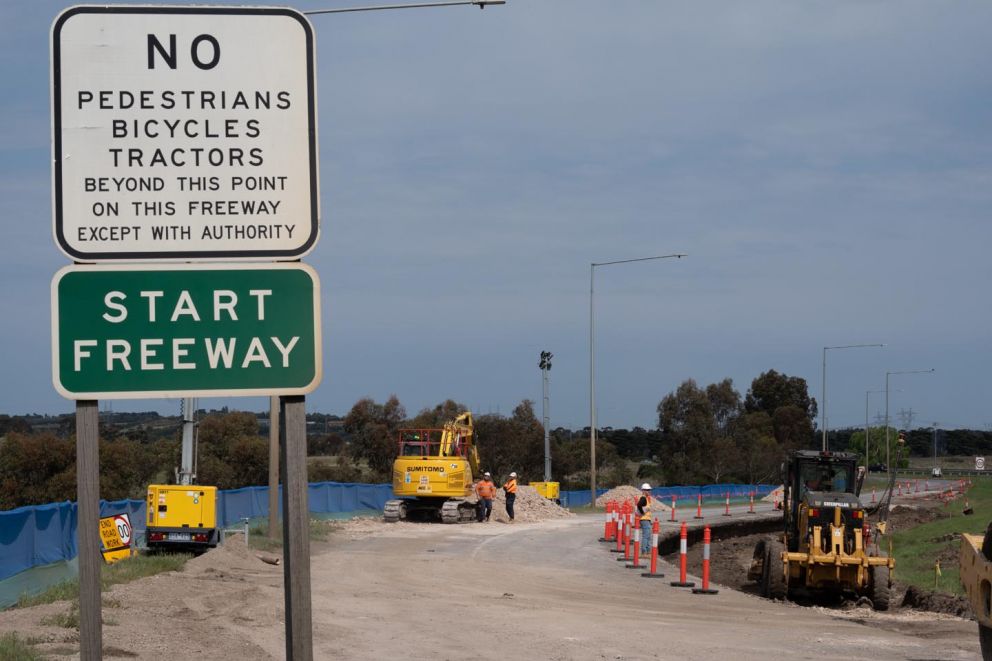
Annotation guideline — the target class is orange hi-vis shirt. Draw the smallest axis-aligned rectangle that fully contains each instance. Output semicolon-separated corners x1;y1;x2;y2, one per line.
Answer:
476;480;496;499
503;478;517;494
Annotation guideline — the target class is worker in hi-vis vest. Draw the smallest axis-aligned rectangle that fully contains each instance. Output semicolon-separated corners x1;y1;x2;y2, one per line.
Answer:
637;483;653;549
476;472;497;522
503;472;518;522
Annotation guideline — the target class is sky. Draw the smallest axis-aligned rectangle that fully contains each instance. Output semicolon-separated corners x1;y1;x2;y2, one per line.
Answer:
1;0;990;431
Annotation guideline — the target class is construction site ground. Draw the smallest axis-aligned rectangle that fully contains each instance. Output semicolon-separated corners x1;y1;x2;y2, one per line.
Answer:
0;491;980;660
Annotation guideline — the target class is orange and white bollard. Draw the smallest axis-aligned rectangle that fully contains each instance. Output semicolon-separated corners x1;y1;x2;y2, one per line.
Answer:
642;518;665;578
620;511;633;561
601;502;613;542
670;521;695;588
694;492;704;519
692;526;719;595
670;495;677;522
914;480;919;493
626;519;643;569
723;492;731;517
925;480;930;492
871;488;876;504
612;505;625;553
748;492;755;514
897;482;902;496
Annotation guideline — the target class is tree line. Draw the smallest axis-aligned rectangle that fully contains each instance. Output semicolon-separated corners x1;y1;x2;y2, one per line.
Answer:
1;368;990;509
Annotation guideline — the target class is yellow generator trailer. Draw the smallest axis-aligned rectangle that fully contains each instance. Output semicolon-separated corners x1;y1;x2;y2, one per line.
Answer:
961;524;992;657
530;481;560;502
384;412;481;524
146;484;219;552
749;450;893;610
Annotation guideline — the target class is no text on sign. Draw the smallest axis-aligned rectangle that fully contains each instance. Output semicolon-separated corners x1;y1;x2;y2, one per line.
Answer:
51;6;319;261
52;263;322;399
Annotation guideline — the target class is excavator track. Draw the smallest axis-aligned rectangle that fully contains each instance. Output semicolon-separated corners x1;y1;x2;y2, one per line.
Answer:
383;499;408;523
441;499;479;524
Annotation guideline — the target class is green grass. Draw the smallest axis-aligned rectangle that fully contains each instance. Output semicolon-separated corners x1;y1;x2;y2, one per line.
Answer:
246;518;331;551
0;633;44;661
40;601;79;629
891;479;987;595
17;552;191;608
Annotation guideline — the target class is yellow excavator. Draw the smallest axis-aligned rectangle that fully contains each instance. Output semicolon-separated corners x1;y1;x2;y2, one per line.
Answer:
383;411;481;524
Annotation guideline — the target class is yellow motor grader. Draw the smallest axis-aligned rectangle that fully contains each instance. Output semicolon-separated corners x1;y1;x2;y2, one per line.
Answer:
749;450;894;610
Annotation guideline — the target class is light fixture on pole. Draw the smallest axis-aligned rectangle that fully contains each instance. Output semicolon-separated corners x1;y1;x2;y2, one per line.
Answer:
305;1;505;15
539;350;553;482
884;368;935;476
821;343;883;451
589;253;686;505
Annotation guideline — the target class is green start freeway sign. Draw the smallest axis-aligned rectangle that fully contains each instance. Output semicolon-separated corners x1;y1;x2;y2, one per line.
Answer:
52;263;321;399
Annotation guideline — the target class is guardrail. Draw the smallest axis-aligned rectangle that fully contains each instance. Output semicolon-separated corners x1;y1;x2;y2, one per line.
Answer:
894;468;989;478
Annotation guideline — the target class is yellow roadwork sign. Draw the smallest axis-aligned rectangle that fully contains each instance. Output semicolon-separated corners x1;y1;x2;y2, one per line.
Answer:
99;513;133;564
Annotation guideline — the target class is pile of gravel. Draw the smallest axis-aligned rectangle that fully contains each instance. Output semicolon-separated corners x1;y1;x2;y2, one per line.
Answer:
595;485;670;512
761;486;784;503
490;485;573;523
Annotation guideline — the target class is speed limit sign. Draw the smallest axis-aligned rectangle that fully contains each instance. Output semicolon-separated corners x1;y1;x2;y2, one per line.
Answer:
977;457;986;471
114;515;132;546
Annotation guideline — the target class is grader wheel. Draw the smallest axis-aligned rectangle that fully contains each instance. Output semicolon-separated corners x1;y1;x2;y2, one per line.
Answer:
764;539;788;601
869;564;891;611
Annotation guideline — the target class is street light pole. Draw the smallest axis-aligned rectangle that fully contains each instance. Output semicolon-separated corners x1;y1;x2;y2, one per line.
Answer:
539;351;553;482
821;343;883;451
589;253;685;504
884;368;935;476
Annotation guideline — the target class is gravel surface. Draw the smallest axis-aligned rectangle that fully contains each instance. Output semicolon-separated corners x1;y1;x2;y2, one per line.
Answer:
0;516;978;660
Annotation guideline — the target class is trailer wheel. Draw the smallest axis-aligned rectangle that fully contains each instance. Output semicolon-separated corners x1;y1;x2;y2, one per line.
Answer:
765;539;787;601
870;565;891;611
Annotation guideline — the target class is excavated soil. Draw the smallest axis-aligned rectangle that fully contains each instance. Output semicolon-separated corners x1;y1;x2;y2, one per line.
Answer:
885;503;951;531
901;585;971;618
595;485;671;511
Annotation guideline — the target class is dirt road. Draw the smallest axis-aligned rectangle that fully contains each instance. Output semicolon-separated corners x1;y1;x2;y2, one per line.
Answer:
1;514;979;660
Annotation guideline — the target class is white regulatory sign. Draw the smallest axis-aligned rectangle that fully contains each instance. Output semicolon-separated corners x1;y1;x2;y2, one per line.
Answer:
52;6;319;261
977;457;986;471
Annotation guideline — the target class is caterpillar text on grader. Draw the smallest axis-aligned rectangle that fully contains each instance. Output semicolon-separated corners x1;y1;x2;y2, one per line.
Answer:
749;450;894;610
383;411;482;524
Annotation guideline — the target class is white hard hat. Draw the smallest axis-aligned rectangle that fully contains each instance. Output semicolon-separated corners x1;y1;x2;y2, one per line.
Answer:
510;472;517;477
641;483;652;490
484;472;491;477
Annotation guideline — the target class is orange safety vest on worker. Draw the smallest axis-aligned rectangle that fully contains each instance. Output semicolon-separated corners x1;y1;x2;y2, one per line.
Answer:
503;478;517;494
476;479;496;499
637;495;652;521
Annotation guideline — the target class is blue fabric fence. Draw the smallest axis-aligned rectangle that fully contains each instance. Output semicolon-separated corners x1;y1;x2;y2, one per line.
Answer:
1;482;772;582
558;483;777;508
0;482;394;582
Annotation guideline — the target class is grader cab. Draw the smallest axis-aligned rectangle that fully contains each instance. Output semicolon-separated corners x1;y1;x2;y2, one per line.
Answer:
749;450;894;610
